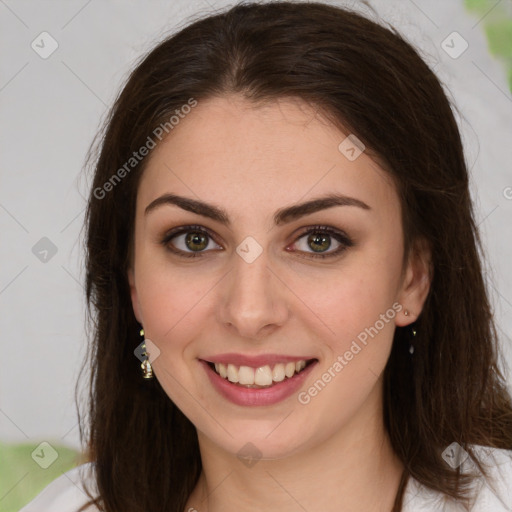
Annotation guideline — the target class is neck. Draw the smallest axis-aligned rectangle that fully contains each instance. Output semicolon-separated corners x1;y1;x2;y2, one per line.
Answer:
185;384;404;512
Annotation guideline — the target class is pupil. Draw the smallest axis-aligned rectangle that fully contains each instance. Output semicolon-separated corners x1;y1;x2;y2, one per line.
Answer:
309;233;330;252
186;232;207;251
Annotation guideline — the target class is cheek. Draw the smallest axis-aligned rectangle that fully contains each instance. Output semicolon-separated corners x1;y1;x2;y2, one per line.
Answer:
293;251;401;349
133;258;203;349
296;269;399;429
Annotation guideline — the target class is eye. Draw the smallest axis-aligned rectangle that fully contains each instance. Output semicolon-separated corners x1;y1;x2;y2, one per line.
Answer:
289;226;354;259
161;224;353;260
161;225;222;258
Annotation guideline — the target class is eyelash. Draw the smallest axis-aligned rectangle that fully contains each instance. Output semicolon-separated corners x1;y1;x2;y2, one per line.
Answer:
160;224;354;260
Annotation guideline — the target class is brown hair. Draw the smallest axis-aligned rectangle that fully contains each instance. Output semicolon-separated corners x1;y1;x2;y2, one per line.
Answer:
79;2;512;511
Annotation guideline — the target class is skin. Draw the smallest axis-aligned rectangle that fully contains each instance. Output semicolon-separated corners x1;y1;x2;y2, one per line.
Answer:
128;95;431;512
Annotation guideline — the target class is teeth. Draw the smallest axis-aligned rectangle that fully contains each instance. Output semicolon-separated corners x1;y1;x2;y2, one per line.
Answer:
212;359;310;386
285;362;296;378
227;363;239;383
272;363;285;382
254;365;273;386
238;366;255;385
295;360;306;372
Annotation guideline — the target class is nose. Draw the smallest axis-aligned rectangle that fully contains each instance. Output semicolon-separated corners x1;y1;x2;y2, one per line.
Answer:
216;247;289;340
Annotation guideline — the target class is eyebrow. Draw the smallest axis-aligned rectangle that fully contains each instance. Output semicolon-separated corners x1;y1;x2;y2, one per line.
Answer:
144;192;371;226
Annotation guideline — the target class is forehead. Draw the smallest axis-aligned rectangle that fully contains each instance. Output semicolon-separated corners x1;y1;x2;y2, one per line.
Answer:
138;95;398;221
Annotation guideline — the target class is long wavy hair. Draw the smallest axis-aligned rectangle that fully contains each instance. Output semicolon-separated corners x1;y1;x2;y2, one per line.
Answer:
78;2;512;511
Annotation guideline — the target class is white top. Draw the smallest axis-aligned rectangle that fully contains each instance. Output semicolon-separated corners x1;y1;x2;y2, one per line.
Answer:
20;446;512;511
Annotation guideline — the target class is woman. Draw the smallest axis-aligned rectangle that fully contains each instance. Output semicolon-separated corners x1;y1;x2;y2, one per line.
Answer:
21;1;512;511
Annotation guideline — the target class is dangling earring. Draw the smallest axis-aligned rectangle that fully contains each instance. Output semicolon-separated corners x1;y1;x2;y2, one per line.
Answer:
404;310;416;355
409;326;417;355
139;328;154;379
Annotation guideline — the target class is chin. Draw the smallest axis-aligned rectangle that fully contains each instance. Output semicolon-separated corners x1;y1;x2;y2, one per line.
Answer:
199;417;318;462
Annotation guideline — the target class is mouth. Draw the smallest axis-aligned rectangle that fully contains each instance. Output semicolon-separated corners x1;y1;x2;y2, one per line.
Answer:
204;358;318;389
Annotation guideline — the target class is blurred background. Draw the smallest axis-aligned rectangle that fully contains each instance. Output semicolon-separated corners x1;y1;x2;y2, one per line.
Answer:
1;0;511;509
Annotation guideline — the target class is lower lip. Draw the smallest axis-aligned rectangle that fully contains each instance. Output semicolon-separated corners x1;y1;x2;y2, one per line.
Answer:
201;360;317;406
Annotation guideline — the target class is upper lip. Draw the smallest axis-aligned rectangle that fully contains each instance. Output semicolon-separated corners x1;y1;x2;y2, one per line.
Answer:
202;353;317;367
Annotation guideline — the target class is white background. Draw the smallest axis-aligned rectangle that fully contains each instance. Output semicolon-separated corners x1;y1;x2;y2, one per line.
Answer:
1;0;511;452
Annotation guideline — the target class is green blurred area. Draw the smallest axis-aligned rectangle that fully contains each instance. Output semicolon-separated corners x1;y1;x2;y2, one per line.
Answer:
486;19;512;59
0;441;81;512
465;0;512;92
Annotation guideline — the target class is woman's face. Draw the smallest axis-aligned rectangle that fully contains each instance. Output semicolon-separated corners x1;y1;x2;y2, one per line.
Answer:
128;95;430;459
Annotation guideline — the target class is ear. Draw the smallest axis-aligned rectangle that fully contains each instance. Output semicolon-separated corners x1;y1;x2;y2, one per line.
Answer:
395;237;432;327
127;266;143;325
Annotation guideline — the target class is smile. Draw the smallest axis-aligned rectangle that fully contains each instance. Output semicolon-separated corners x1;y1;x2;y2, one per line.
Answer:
201;356;318;406
207;360;314;388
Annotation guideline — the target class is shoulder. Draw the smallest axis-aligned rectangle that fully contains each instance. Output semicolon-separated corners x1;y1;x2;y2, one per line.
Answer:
19;462;99;512
402;445;512;511
470;445;512;510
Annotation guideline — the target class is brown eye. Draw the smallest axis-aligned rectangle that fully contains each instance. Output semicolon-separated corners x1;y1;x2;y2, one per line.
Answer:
161;225;222;258
291;226;354;259
184;231;209;252
307;233;332;253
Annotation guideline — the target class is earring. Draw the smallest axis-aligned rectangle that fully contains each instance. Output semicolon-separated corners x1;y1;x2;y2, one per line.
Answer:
403;310;416;355
409;325;417;355
139;328;154;379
